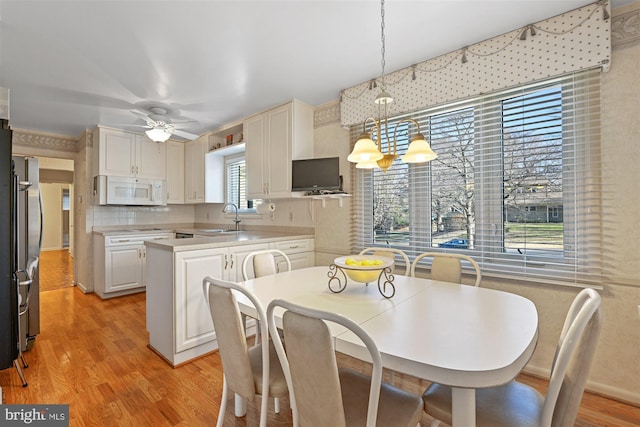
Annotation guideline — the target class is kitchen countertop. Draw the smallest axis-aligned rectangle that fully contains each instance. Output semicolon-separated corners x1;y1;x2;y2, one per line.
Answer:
93;226;313;252
145;230;314;252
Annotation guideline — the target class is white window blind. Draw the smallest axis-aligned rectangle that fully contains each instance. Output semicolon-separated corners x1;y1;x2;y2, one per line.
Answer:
225;155;252;210
351;68;603;287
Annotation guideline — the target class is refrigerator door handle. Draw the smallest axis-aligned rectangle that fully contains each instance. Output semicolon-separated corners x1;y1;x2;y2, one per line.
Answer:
38;191;43;252
18;181;32;190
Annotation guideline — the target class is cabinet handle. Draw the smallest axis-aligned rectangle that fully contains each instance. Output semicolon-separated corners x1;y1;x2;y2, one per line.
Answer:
131;166;134;174
289;245;299;249
224;254;228;270
229;254;234;269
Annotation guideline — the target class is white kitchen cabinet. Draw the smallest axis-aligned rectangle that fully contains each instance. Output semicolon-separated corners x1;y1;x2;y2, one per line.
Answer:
272;238;315;271
94;126;166;180
173;242;268;353
184;135;208;203
105;244;145;292
145;235;313;366
166;140;185;204
245;100;314;199
174;248;225;353
93;232;173;299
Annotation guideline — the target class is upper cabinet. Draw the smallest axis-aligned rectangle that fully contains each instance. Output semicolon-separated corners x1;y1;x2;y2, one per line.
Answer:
184;135;209;204
245;100;314;199
94;126;166;180
166;140;185;204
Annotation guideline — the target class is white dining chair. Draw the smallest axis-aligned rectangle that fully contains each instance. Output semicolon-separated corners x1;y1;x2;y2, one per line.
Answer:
422;288;602;427
202;276;288;427
410;252;482;286
241;248;291;281
267;298;423;427
358;247;410;276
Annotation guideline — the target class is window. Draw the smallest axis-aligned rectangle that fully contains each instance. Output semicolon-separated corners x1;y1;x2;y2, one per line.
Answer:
352;69;603;287
225;154;255;212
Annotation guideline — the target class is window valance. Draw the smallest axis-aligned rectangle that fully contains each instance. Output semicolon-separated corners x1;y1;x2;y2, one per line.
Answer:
340;1;611;127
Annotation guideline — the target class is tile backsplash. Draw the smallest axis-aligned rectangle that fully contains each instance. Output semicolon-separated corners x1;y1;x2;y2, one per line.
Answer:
92;205;195;226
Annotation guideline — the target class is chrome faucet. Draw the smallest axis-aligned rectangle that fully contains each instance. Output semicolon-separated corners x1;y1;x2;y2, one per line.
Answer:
222;203;241;231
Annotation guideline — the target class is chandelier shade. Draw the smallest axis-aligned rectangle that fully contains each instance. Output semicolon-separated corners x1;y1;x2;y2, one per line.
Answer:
402;133;438;163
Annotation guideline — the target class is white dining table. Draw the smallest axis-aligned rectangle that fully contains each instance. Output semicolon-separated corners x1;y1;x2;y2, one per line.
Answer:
237;266;539;427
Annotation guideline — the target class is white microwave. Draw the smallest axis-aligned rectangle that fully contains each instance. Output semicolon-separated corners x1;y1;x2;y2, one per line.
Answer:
94;175;167;206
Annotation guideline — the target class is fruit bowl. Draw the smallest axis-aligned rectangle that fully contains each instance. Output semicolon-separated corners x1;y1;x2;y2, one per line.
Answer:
333;255;394;283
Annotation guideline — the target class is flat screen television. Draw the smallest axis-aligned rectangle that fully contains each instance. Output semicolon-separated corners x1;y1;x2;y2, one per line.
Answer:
291;157;341;193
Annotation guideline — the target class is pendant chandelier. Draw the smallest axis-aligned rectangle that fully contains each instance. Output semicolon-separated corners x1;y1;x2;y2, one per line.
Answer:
347;0;437;172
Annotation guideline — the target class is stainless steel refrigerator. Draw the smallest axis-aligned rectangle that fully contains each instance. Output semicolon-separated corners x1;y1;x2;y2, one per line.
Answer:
12;156;42;352
0;127;17;371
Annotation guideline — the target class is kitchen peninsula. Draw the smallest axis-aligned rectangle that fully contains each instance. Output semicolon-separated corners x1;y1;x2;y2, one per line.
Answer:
143;229;314;366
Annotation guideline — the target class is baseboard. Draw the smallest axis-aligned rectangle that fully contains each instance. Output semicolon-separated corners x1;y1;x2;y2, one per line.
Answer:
75;281;90;293
524;365;640;406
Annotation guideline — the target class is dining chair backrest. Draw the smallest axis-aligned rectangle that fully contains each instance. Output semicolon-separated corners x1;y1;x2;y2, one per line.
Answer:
267;299;384;427
203;276;282;427
242;249;292;280
410;252;482;286
543;288;602;427
358;247;410;276
203;277;265;400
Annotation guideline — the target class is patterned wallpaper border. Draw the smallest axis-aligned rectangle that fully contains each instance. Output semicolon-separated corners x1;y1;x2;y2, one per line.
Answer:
12;128;80;153
612;7;640;46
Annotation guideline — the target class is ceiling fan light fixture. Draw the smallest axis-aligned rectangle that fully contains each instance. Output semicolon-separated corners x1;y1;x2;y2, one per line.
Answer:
145;127;171;143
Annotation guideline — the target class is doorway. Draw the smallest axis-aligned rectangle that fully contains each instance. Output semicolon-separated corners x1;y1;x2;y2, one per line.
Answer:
37;157;75;291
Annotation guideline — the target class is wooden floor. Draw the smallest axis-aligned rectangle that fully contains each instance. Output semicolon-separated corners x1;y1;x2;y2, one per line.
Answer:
39;249;75;292
1;262;638;425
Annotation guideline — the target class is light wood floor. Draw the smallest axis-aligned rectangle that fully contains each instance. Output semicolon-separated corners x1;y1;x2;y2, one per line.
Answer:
1;264;638;425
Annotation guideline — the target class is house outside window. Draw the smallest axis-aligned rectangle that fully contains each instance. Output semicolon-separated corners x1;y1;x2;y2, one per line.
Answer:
351;69;602;286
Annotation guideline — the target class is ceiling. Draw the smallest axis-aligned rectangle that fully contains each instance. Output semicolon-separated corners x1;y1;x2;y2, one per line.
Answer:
0;0;631;141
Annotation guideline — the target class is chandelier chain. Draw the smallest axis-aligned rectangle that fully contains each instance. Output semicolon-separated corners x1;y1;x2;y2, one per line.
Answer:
380;0;386;89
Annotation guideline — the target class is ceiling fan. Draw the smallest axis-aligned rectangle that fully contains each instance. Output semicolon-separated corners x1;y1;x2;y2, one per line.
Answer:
128;106;200;142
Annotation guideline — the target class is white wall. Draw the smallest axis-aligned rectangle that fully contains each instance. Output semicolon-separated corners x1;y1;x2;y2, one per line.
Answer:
40;183;67;250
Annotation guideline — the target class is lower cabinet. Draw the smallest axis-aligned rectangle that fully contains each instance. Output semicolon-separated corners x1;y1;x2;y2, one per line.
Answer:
272;238;315;272
174;243;269;354
94;233;172;299
146;237;313;366
105;244;145;292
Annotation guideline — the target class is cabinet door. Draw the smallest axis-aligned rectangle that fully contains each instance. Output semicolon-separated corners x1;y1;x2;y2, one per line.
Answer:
184;137;207;203
166;141;185;204
137;135;167;179
174;248;226;352
245;114;267;199
286;252;314;271
99;128;136;177
266;104;293;198
105;244;144;292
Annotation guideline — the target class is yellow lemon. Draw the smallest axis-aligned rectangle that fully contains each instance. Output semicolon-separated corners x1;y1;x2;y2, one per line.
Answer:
345;258;357;265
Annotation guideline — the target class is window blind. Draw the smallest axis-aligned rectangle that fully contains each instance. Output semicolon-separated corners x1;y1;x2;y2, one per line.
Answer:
351;68;603;288
225;155;250;210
